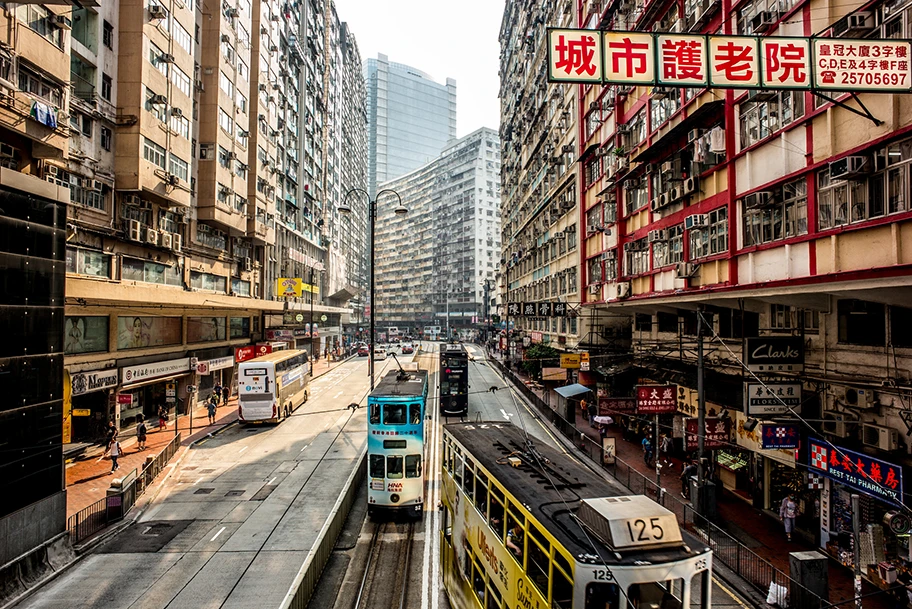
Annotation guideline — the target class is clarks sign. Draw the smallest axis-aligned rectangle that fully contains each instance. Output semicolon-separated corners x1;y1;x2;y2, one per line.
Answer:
745;336;804;373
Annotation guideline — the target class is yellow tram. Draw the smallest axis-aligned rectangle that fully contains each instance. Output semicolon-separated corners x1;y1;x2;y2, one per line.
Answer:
440;422;713;609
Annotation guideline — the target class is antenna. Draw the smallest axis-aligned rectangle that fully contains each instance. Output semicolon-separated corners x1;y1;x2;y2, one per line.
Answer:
389;353;409;380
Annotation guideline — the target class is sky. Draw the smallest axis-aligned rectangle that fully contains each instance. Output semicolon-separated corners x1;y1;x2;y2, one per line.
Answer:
334;0;505;138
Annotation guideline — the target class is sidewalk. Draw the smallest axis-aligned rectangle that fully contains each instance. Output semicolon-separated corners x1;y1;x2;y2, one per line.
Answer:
497;356;891;609
65;354;349;520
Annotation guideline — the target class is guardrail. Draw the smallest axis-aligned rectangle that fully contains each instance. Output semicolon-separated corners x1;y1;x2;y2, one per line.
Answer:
67;432;182;545
488;356;825;608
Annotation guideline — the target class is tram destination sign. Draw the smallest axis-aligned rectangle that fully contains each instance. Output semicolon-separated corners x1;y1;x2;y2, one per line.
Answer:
547;28;912;93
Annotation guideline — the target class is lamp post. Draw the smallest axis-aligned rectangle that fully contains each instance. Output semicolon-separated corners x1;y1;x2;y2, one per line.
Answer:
339;188;407;391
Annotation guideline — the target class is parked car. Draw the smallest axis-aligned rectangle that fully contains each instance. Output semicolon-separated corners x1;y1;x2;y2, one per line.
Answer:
358;346;370;357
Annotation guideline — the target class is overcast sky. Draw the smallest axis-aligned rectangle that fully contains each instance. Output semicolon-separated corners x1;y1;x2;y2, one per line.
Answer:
334;0;505;138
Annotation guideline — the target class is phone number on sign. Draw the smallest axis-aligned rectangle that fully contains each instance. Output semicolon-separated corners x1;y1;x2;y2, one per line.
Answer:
836;71;908;86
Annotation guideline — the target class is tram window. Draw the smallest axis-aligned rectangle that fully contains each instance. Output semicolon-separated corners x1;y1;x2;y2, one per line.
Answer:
488;494;505;540
585;583;620;609
554;551;572;580
627;580;683;609
473;559;486;605
475;471;489;515
383;403;407;424
692;567;710;609
405;454;422;478
454;456;463;487
369;404;380;424
552;566;573;609
443;505;452;545
409;403;422;424
526;538;550;598
505;512;525;562
463;460;476;499
486;582;503;609
387;455;404;479
369;454;384;478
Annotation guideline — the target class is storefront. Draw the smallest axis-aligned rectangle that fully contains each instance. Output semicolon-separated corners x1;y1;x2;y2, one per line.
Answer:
66;367;119;442
195;355;235;404
118;358;192;429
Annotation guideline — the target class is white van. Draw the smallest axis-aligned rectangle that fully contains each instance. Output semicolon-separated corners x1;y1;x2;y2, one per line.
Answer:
373;346;387;360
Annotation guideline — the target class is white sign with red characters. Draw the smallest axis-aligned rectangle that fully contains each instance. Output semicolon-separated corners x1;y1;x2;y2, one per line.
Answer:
604;32;655;84
658;35;708;86
548;28;603;83
761;38;811;88
813;38;911;91
708;36;760;87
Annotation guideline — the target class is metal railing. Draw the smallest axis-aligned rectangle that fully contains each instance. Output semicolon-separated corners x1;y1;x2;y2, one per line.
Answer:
67;432;182;544
488;355;825;608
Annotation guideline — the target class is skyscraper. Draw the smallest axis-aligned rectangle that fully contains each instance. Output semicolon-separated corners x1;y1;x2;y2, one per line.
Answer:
365;54;456;196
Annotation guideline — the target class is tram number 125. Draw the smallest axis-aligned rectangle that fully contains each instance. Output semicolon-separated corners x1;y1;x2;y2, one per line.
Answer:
625;517;664;543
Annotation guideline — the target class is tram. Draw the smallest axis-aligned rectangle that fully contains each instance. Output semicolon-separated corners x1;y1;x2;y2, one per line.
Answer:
440;422;713;609
367;368;429;517
439;342;469;417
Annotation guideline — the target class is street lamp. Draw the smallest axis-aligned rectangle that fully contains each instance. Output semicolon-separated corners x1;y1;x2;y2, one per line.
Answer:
339;188;407;391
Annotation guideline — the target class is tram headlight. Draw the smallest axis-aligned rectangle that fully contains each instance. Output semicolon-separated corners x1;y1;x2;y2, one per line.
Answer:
390;493;400;503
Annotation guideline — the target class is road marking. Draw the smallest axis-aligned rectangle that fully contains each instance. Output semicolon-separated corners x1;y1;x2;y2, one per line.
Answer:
193;477;203;485
499;408;514;420
239;446;248;454
142;526;152;535
268;476;276;485
299;445;308;452
210;526;226;542
714;577;750;609
333;391;343;398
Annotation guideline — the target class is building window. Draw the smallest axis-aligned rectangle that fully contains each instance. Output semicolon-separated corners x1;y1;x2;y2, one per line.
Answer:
624;239;649;276
101;126;112;151
170;64;191;97
238;59;248;81
101;74;112;101
584;155;603;187
219;70;234;98
17;4;62;48
196;223;227;250
122;258;182;287
103;20;113;48
18;65;63;107
690;207;728;259
770;304;820;333
149;42;169;77
237;91;247;114
230;316;251;338
218;108;233;135
146;87;167;122
234;159;247;178
218;146;231;168
142;136;166;168
739;90;804;149
653;224;684;268
66;247;112;278
624;176;648;216
170;114;190;139
838;299;885;346
231;278;251;297
169;155;189;182
0;52;11;82
170;17;193;55
650;95;679;130
70;179;104;210
891;305;912;348
588;256;604;285
743;178;808;247
190;270;228;292
635;313;652;332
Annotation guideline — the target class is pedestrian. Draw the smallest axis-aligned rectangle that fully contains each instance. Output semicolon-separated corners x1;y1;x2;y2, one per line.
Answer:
599;424;608;440
642;436;654;466
207;394;218;425
222;385;230;406
104;420;118;448
587;401;597;428
659;433;673;465
106;439;122;472
680;460;697;499
136;418;147;450
779;492;799;541
158;405;167;430
213;382;222;403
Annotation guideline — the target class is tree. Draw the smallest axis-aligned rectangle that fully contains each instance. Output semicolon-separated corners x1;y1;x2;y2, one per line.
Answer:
521;344;560;379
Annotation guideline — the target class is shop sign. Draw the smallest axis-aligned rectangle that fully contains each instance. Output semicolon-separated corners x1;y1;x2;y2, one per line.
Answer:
121;358;191;384
266;329;294;341
117;393;133;405
196;362;210;375
685;417;731;451
636;385;677;414
208;356;233;371
808;438;904;505
235;346;257;362
745;336;805;372
542;367;567;381
277;277;303;297
734;411;795;466
599;397;637;416
530;331;543;344
72;408;91;417
507;302;568;317
547;28;912;93
580;352;590;371
745;382;801;415
761;424;800;449
70;369;119;396
560;353;581;369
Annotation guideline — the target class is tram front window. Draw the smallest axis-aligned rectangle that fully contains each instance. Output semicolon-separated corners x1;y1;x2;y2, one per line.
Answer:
585;583;620;609
627;580;683;609
409;403;422;424
369;404;380;424
387;455;404;478
383;403;407;424
369;454;384;478
405;454;422;478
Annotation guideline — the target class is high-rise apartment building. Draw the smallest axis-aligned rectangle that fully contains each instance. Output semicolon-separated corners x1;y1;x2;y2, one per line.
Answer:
374;128;501;332
365;54;457;196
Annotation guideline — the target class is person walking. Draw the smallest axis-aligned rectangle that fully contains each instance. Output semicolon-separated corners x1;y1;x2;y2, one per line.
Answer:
642;436;654;466
680;460;698;499
587;401;597;428
106;439;122;472
207;394;218;425
158;405;167;430
136;418;147;450
659;433;673;466
221;385;230;407
213;382;222;405
779;492;799;541
104;420;118;448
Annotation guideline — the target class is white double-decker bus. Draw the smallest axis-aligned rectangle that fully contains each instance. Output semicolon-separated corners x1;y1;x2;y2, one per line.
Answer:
237;349;310;423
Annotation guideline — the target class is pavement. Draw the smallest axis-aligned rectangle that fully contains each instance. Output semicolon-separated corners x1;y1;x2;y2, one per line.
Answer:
65;355;348;520
491;351;893;609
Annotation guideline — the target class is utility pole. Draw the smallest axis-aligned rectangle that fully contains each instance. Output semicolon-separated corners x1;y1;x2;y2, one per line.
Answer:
696;309;706;491
309;266;315;362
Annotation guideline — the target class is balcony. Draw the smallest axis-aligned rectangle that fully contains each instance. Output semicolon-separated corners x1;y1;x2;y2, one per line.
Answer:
248;216;275;245
70;73;96;104
197;195;247;234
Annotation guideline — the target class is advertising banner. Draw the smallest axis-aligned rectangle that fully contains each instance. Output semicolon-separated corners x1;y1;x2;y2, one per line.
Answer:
560;353;581;369
506;302;568;317
808;438;903;505
187;317;227;343
542;367;568;381
599;396;637;415
64;316;109;354
121;358;191;384
277;277;303;297
70;368;119;396
117;316;182;350
636;385;677;414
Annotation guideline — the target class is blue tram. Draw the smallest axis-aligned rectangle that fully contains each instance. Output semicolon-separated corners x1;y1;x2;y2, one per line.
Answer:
367;368;429;517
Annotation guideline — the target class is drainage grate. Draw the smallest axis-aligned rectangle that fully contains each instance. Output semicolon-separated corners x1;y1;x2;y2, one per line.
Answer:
194;488;215;495
200;468;216;473
225;490;245;497
183;466;199;471
250;484;277;501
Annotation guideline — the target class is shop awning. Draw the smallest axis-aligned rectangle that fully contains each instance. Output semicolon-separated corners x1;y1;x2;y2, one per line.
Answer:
555;384;592;398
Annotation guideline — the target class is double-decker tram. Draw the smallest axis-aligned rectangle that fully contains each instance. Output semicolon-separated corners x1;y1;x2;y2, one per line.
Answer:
367;368;429;517
441;422;713;609
237;349;311;423
439;342;469;417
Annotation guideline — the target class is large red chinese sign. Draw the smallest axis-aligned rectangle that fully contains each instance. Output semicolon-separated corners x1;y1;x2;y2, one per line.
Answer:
685;417;731;451
636;385;677;414
547;28;912;93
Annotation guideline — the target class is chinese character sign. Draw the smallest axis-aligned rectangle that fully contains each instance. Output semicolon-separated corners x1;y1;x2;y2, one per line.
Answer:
276;277;303;298
538;302;553;316
507;303;521;316
636;385;678;414
548;29;603;83
599;397;637;415
604;32;655;84
760;424;800;449
658;35;708;86
709;37;760;87
744;382;802;415
813;39;911;91
686;417;731;451
808;438;904;505
522;303;536;316
761;38;810;88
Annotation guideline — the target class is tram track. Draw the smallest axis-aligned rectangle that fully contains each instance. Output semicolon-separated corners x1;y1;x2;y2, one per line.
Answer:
353;519;416;609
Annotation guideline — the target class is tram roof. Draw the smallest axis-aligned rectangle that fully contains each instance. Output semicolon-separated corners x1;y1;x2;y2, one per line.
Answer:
445;422;693;565
441;342;468;354
371;369;429;397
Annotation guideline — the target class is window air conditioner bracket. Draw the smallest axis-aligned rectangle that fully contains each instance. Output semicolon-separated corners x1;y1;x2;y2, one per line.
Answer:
811;91;883;126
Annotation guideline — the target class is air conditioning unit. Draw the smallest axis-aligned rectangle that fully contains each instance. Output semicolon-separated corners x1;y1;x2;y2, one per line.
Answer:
589;101;600;111
651;87;670;99
128;219;143;241
685;213;707;229
244;257;253;271
650;197;663;212
670;186;682;201
675;262;697;278
48;14;72;29
149;94;167;105
227;151;237;160
45;165;60;178
688;128;704;143
170;107;183;118
160;232;173;249
829;156;870;180
659;192;670;207
166;174;179;186
743;190;776;209
145;228;159;245
822;412;850;438
841;11;874;35
221;34;231;42
683;177;699;194
159;53;175;64
615;281;632;299
172;233;183;252
227;8;239;17
194;79;204;91
149;5;167;18
258;83;268;91
648;229;667;243
841;386;876;408
862;423;899;451
589;283;602;295
750;11;776;33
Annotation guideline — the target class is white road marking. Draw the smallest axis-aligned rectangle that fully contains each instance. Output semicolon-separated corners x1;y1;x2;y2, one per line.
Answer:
268;476;276;485
210;526;226;542
193;477;203;486
333;391;344;398
142;526;152;535
500;408;514;420
299;445;308;452
238;446;248;454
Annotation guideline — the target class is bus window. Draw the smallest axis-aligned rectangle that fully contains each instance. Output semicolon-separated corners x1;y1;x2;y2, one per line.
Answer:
409;403;422;424
552;565;573;609
405;454;422;478
585;583;620;609
486;582;503;609
369;454;385;478
369;404;381;424
628;581;683;609
526;536;550;598
387;455;404;478
464;459;476;500
383;403;407;424
488;493;505;540
473;559;486;605
475;471;489;516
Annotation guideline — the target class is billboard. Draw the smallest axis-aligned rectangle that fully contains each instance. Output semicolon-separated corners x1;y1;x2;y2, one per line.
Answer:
636;385;677;414
745;336;805;372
